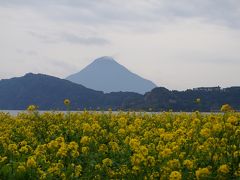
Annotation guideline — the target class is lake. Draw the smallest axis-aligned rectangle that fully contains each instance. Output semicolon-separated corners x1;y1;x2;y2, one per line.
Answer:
0;110;220;116
0;110;72;116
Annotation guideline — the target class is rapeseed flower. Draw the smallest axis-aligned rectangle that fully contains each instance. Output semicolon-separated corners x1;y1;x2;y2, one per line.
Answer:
74;165;82;177
129;138;140;150
64;99;70;106
218;164;230;174
27;105;37;111
102;158;113;167
196;167;210;179
26;156;37;168
183;160;194;169
17;165;26;173
169;171;182;180
221;104;233;112
80;136;90;145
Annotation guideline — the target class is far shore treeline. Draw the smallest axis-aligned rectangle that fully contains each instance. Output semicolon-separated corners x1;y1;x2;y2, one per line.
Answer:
0;73;239;111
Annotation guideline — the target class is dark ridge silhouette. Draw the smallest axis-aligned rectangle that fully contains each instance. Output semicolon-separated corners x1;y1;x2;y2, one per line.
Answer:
0;73;103;110
0;73;142;110
66;56;157;94
0;73;239;111
127;86;240;112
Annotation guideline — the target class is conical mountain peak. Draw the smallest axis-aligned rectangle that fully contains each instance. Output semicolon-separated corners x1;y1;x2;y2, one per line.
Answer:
90;56;122;68
66;57;157;94
93;56;116;63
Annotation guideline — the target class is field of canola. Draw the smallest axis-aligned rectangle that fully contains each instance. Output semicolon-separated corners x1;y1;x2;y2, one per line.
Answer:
0;105;239;179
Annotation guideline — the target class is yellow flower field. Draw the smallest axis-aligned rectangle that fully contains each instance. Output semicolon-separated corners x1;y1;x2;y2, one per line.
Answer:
0;107;239;179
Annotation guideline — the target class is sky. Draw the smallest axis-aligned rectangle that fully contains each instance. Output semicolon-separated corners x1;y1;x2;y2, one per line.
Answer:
0;0;240;90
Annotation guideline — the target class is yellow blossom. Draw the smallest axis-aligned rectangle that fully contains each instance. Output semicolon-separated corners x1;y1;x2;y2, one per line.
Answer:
145;156;155;167
160;148;172;158
68;141;79;150
218;164;230;174
169;171;182;180
19;141;27;146
118;117;128;127
82;123;91;133
139;145;148;156
81;147;89;154
19;146;29;154
227;116;238;125
8;143;18;152
17;165;26;173
109;141;120;152
74;165;82;177
196;167;210;179
26;156;37;168
64;99;70;106
129;138;140;150
132;166;140;174
221;104;233;112
27;105;37;111
102;158;113;167
200;128;211;138
0;156;7;163
56;144;68;157
183;160;194;169
131;153;145;166
118;128;126;136
196;98;201;104
167;159;181;169
80;136;90;145
212;123;222;133
98;144;108;153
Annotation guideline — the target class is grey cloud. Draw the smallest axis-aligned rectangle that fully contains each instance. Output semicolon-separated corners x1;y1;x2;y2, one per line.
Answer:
16;49;38;56
61;33;110;45
1;0;240;29
28;32;58;43
199;58;240;64
151;0;240;28
46;58;77;71
182;57;240;65
28;31;109;45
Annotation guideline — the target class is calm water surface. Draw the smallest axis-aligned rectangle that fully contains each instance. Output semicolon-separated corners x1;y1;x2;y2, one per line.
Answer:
0;110;71;116
0;110;218;116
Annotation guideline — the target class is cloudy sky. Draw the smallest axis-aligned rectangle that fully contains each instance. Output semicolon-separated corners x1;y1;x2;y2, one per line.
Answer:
1;0;240;90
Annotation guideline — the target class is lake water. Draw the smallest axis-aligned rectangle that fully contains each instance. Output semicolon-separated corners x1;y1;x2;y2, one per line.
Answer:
0;110;23;116
0;110;220;116
0;110;72;116
0;110;153;116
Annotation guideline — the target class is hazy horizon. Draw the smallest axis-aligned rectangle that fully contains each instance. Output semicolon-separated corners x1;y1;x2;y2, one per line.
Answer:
1;0;240;90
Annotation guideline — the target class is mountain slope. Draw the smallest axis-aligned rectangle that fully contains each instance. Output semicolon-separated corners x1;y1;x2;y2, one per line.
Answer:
0;73;105;110
0;73;239;111
66;56;157;94
0;73;143;110
126;86;240;111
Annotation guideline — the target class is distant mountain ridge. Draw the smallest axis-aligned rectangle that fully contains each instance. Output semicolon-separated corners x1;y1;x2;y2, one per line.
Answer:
0;73;239;111
128;86;240;111
0;73;102;110
66;56;157;94
0;73;141;110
